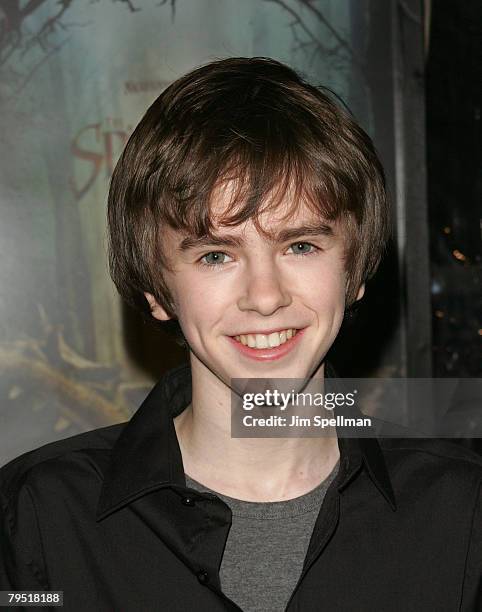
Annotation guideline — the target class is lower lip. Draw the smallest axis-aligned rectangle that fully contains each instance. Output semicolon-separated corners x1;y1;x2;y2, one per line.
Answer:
226;329;306;361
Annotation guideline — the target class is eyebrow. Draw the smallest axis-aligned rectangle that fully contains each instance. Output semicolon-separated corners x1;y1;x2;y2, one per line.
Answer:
177;223;335;252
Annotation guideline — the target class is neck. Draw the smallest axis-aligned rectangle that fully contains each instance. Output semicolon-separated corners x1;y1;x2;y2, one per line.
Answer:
174;354;340;502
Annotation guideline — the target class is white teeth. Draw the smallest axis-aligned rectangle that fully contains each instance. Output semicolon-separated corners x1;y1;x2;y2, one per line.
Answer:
233;329;298;349
256;335;269;349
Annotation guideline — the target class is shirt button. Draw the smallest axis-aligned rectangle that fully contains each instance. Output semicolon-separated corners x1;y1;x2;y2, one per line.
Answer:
197;570;209;585
181;496;195;506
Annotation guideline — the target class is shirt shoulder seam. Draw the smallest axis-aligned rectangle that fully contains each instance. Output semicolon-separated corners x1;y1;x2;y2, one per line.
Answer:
0;445;114;503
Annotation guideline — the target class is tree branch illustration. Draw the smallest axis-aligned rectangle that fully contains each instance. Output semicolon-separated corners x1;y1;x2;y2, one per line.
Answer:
263;0;365;74
0;344;128;429
0;305;151;429
0;0;172;93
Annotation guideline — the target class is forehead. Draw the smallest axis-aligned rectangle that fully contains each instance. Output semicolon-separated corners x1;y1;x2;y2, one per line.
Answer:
207;179;333;236
162;208;341;257
208;207;324;240
160;177;345;252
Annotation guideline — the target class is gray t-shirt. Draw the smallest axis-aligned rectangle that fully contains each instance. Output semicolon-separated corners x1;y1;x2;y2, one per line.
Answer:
185;460;339;612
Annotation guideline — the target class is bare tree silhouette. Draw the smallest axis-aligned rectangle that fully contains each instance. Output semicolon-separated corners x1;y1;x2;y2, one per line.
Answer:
264;0;361;71
0;0;174;97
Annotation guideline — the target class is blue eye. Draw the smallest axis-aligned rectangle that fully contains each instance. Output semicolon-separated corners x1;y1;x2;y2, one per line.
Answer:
200;252;231;266
289;242;318;256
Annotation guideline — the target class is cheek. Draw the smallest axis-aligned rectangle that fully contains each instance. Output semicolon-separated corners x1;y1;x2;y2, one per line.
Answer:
172;280;223;335
306;266;346;310
176;270;233;313
310;291;346;328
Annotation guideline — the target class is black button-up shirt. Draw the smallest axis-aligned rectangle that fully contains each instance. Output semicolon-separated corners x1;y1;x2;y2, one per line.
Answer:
1;362;481;611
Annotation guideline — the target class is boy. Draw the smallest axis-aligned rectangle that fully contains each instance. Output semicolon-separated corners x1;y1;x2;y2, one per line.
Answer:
1;58;481;611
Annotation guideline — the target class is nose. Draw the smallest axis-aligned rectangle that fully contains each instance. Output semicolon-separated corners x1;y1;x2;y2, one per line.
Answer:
237;261;292;316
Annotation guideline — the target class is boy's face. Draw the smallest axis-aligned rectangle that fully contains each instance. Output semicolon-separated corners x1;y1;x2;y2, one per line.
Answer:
146;187;364;388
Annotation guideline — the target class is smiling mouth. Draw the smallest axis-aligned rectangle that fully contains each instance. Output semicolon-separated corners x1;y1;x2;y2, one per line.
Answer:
232;329;299;349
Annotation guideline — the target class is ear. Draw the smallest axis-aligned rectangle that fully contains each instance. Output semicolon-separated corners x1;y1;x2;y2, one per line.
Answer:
144;292;173;322
355;283;365;301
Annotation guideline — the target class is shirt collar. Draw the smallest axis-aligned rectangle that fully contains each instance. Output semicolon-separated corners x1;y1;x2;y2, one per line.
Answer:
96;361;396;521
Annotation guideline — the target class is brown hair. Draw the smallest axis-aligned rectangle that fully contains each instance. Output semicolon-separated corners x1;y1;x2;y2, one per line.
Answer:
107;57;391;346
